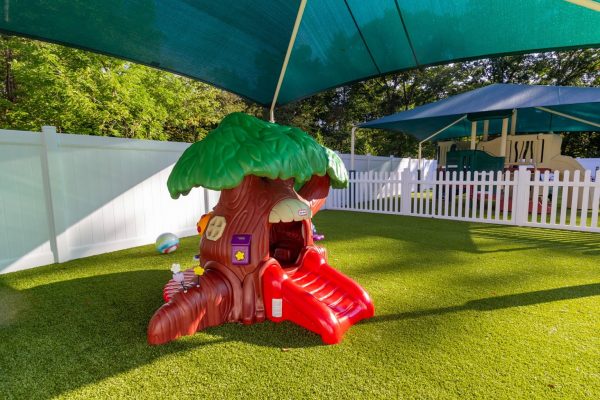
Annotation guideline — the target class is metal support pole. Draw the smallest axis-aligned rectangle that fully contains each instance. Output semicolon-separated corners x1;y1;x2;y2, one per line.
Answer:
350;126;356;170
500;117;509;158
565;0;600;12
417;143;423;183
535;106;600;129
418;143;422;170
349;126;357;207
510;109;517;136
268;0;307;122
470;121;477;150
483;119;489;141
417;114;467;174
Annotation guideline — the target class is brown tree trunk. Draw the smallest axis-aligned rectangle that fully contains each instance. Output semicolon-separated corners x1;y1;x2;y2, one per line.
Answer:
147;268;234;345
200;175;309;324
3;46;16;102
148;174;331;344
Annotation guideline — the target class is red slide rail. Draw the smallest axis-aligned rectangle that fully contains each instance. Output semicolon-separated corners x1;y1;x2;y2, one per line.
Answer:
262;247;374;344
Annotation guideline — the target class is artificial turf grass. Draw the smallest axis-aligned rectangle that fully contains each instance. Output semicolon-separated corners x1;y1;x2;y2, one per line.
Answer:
0;211;598;399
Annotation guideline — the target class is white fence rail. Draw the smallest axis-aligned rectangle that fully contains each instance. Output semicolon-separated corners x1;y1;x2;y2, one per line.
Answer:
0;127;216;274
336;153;437;180
325;167;600;233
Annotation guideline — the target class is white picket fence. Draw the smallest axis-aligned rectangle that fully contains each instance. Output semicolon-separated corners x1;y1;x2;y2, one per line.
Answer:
325;168;600;233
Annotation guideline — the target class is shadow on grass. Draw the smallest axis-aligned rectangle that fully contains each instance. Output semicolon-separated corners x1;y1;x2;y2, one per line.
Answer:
317;211;600;258
468;224;600;255
0;270;322;399
366;283;600;324
315;212;478;273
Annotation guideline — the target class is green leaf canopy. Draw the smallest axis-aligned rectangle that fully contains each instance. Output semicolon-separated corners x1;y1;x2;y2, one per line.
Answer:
167;113;348;198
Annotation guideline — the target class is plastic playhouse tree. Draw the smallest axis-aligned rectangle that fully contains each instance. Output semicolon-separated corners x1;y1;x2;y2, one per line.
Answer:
148;113;373;345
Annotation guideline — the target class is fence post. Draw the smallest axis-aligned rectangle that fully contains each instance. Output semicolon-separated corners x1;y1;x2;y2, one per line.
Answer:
40;126;70;263
368;170;374;210
203;188;211;214
513;165;531;226
348;169;356;209
401;167;412;215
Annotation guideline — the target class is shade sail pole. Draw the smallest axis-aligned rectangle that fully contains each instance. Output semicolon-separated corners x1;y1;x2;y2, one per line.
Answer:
535;106;600;129
483;120;489;141
510;109;517;135
500;117;509;158
418;114;468;172
470;121;477;150
269;0;307;123
350;126;356;170
565;0;600;12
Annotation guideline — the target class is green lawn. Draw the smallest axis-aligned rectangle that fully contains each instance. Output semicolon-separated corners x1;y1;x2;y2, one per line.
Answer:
1;211;599;399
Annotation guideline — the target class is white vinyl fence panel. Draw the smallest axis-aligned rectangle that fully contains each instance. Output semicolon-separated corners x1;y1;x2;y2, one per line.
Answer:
0;131;54;272
336;153;437;180
0;127;217;274
335;154;436;203
325;167;600;233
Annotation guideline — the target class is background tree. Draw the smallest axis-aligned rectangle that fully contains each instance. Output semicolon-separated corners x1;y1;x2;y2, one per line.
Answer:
0;35;256;140
278;50;600;158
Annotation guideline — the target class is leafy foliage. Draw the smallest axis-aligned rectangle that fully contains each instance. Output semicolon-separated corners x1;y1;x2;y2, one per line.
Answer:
0;35;258;140
167;113;348;198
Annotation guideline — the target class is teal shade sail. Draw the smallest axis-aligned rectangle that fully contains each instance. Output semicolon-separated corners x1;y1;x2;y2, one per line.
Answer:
0;1;599;106
358;84;600;141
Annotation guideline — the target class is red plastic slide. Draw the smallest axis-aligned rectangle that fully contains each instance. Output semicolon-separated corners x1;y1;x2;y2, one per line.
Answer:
262;247;374;344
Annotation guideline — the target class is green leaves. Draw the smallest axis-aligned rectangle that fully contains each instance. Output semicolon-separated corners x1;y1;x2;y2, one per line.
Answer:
324;147;348;189
0;36;249;139
167;113;348;198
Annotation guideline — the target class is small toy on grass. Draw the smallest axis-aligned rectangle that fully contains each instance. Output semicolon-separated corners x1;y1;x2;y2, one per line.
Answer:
156;233;179;254
312;223;325;241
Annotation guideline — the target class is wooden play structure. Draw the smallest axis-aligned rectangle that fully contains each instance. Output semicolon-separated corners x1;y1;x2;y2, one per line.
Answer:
438;132;585;175
357;84;600;213
437;132;589;210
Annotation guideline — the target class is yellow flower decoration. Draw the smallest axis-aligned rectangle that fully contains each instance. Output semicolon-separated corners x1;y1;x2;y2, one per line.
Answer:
194;266;205;276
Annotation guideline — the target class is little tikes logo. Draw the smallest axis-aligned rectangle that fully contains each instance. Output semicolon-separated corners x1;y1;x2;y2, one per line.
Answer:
298;209;308;217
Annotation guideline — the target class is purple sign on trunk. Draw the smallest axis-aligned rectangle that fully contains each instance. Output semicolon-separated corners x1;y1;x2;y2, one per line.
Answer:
231;234;251;265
